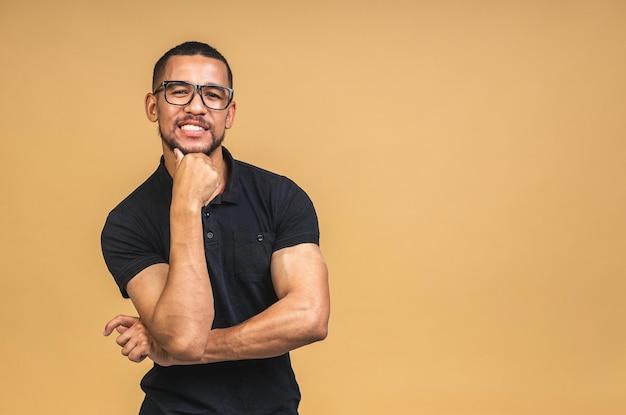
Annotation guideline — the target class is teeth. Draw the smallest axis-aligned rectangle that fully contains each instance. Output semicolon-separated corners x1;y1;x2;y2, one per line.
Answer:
181;124;204;131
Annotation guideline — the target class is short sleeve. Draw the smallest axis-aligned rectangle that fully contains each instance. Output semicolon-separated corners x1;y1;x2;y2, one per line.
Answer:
101;210;167;298
272;177;320;251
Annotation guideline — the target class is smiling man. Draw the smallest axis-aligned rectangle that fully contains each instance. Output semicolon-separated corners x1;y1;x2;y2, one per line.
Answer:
101;41;330;415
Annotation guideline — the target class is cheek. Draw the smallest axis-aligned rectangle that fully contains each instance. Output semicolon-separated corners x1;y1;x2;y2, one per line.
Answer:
158;108;180;127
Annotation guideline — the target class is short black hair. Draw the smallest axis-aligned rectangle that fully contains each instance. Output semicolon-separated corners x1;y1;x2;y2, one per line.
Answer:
152;41;233;91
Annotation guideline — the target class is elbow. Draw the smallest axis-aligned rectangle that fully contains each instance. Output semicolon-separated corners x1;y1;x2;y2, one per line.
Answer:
160;335;207;362
303;307;329;343
310;324;328;343
150;310;214;363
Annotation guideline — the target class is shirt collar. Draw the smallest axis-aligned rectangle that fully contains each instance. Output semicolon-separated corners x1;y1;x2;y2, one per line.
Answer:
219;147;240;204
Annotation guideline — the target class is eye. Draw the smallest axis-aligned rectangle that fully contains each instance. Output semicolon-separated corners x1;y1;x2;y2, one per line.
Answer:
171;88;190;96
166;82;193;96
202;87;227;101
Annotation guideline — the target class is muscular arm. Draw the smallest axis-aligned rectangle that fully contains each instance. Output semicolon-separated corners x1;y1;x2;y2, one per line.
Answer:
106;242;330;366
202;242;329;363
166;242;330;365
105;149;222;362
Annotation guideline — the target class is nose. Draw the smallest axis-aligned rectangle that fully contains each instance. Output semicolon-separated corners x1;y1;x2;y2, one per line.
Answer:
184;89;208;114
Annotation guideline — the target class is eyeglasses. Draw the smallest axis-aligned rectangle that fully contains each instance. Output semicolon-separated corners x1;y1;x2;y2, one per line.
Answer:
153;81;234;110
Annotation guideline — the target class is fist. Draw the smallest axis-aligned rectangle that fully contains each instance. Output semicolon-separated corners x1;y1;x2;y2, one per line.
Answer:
172;148;222;207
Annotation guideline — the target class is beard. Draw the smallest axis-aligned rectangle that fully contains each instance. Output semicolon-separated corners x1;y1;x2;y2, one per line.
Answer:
159;120;225;156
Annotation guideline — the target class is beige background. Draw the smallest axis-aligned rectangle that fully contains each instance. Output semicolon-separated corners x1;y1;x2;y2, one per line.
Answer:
1;1;625;414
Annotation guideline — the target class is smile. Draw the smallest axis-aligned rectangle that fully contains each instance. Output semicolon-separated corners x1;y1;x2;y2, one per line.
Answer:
180;124;206;131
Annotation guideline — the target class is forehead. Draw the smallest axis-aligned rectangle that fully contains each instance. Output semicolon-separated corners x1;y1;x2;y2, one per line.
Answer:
162;55;229;86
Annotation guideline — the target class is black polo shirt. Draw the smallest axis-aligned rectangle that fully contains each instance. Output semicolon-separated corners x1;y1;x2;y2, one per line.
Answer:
101;147;320;414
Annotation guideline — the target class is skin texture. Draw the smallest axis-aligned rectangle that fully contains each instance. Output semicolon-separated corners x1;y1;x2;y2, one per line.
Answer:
103;54;330;366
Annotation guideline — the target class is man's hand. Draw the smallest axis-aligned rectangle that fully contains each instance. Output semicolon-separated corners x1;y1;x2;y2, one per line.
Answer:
172;148;222;207
103;314;173;367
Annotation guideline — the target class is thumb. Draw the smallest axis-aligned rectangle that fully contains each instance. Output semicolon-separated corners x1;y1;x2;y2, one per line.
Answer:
173;148;184;164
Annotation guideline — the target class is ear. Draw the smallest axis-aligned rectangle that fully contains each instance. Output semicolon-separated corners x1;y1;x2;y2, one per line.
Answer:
225;100;236;129
145;93;158;122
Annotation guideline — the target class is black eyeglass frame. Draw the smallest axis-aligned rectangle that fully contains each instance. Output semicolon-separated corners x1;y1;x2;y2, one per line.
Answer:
153;80;234;110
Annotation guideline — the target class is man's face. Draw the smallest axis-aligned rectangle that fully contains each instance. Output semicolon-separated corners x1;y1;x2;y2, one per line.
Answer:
145;55;236;155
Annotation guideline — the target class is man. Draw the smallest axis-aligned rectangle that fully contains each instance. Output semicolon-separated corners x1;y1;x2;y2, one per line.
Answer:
101;41;330;414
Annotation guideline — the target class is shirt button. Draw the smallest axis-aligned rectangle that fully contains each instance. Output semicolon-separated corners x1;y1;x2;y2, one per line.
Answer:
204;211;210;217
206;232;214;239
257;234;264;242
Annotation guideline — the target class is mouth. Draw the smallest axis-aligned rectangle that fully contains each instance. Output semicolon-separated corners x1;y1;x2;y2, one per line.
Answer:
177;119;210;136
180;124;206;132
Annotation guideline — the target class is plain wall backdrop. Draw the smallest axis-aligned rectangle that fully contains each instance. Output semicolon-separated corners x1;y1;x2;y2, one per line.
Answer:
1;1;625;414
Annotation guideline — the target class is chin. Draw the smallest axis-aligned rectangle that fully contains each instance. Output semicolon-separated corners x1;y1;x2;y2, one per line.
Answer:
160;129;225;156
179;145;214;155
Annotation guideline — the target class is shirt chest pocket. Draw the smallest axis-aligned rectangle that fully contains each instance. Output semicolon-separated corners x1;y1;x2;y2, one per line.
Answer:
234;232;276;282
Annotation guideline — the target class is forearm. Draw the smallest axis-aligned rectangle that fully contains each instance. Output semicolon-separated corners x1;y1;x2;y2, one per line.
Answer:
129;241;329;367
148;203;214;359
160;291;328;366
202;297;328;363
193;244;330;365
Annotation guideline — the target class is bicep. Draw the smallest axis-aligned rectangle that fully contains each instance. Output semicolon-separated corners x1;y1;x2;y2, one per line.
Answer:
271;243;330;308
126;263;169;323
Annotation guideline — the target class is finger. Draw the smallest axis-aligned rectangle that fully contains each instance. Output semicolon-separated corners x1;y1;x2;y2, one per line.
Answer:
116;330;132;347
102;316;137;336
103;315;139;336
116;325;129;334
133;354;149;363
115;320;143;346
127;344;150;363
121;333;150;362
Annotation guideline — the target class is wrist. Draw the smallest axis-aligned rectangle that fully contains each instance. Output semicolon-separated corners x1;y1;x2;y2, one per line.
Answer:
170;199;203;217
